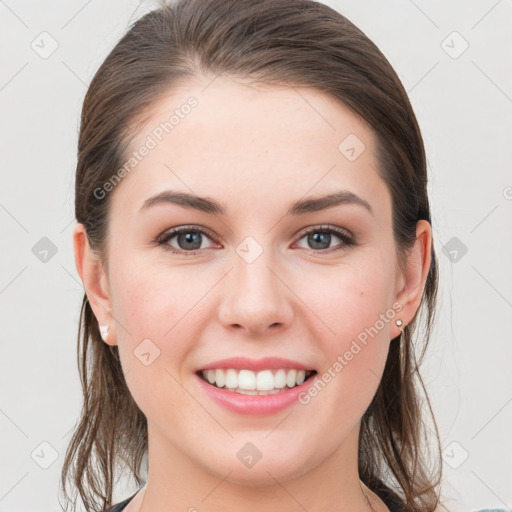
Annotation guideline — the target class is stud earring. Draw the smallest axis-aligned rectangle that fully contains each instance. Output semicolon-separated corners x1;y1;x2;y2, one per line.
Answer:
396;319;405;342
99;324;109;342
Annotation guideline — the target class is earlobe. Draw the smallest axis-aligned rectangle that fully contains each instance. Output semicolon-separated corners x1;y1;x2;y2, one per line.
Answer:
393;220;432;334
72;222;116;345
99;324;110;342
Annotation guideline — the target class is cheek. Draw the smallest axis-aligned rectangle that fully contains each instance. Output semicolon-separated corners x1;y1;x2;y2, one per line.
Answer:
296;260;393;404
109;265;203;425
108;257;218;414
297;260;394;345
109;255;209;340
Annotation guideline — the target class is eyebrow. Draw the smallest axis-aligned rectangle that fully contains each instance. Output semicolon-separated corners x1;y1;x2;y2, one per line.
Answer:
140;189;373;216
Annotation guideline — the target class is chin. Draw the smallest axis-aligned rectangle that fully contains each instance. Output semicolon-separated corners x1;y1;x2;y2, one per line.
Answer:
204;452;312;486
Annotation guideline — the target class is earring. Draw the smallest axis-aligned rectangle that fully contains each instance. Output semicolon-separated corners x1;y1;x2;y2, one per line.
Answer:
396;319;405;341
99;324;109;342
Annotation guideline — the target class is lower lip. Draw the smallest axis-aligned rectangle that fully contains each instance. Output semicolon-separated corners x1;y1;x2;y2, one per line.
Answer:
194;372;317;415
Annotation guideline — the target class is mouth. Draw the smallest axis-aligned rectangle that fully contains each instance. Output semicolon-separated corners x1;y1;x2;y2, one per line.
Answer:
195;368;318;396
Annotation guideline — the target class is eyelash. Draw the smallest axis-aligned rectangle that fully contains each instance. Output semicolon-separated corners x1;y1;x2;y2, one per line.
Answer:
156;224;356;256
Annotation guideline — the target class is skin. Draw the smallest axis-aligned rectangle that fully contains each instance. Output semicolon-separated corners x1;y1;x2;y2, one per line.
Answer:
73;75;432;512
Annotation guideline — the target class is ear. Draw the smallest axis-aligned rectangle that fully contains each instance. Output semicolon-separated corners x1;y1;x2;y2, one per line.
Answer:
393;219;432;337
72;222;117;346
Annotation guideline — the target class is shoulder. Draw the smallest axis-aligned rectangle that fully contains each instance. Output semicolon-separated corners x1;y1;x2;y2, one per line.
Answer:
435;505;509;512
470;509;511;512
101;495;135;512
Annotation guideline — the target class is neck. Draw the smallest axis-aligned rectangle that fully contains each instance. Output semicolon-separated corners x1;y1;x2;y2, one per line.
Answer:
134;423;387;512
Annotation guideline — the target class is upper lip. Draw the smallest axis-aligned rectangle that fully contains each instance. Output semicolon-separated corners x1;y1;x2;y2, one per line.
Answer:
197;357;316;372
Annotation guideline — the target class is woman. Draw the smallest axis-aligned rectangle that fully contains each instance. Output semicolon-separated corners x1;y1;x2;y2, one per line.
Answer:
62;0;450;511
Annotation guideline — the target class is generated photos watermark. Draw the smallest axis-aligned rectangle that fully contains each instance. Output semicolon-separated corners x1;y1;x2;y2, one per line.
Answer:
93;96;199;200
298;301;403;405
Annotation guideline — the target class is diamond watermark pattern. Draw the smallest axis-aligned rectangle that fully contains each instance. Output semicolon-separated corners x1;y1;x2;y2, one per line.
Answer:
441;31;469;59
134;338;161;366
31;441;59;469
442;236;468;263
236;236;263;264
442;440;469;469
32;237;58;263
338;134;366;161
31;31;59;59
237;442;263;468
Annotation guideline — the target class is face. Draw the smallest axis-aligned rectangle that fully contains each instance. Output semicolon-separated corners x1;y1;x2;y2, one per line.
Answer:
76;75;425;486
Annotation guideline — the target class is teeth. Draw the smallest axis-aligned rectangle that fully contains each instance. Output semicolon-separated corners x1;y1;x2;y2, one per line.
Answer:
215;369;225;388
225;369;238;389
286;369;297;387
201;368;313;392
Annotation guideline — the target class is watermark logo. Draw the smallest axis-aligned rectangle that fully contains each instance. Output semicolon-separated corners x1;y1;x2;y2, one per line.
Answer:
93;96;199;201
338;133;366;161
31;441;59;469
442;440;469;469
31;31;59;59
236;236;264;264
442;236;468;263
441;31;469;60
134;338;161;366
237;441;263;468
298;302;403;405
32;237;58;263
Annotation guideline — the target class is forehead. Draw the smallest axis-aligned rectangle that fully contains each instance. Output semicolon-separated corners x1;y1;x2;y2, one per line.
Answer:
110;75;389;222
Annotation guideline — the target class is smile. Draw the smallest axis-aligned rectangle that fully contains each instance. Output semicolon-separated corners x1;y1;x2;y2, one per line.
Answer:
197;368;317;395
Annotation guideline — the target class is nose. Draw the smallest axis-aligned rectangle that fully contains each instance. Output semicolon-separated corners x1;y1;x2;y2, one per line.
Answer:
217;251;294;336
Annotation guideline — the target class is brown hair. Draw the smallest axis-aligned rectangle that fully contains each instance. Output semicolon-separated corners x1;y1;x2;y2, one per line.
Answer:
61;1;443;510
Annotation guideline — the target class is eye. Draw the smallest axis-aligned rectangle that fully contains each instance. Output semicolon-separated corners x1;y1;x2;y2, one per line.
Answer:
156;226;219;255
156;224;356;256
294;225;356;253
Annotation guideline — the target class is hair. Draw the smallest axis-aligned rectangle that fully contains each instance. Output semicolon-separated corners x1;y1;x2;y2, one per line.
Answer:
61;0;443;511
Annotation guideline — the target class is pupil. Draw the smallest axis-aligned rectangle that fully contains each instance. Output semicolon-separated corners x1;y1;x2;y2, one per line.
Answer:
178;231;201;250
309;232;331;250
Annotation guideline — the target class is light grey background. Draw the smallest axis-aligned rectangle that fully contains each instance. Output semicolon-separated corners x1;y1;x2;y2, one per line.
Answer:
1;1;511;511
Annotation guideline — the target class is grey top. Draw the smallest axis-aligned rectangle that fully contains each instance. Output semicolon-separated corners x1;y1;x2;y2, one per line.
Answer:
101;488;508;512
102;481;406;511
